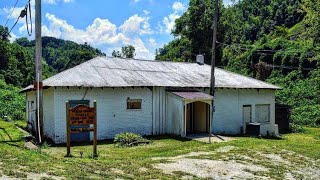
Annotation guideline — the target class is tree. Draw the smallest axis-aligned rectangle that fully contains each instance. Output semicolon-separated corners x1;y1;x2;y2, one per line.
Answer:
112;50;122;58
121;45;135;58
0;25;10;41
112;45;136;58
156;0;320;127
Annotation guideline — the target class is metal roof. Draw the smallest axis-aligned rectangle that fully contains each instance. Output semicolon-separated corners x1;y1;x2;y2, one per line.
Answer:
22;56;280;92
171;92;213;100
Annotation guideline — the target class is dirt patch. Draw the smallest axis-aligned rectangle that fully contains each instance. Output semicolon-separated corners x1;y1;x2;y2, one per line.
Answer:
138;167;148;172
258;152;291;165
110;168;125;175
154;159;268;179
152;146;320;179
26;172;62;180
152;151;215;160
215;146;236;153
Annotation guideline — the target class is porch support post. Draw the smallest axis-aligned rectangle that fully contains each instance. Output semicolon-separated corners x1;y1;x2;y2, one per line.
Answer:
184;102;187;137
209;101;213;143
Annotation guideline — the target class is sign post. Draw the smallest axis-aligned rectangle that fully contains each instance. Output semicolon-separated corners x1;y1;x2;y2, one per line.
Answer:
66;100;97;157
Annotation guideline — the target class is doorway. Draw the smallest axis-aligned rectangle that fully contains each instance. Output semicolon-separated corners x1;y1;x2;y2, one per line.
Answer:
243;105;252;133
186;101;210;134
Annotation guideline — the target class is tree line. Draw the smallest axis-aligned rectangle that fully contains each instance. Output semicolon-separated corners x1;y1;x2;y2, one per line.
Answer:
156;0;320;126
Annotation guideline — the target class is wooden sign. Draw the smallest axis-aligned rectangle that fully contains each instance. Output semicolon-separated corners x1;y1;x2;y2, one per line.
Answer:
66;101;97;157
69;105;96;126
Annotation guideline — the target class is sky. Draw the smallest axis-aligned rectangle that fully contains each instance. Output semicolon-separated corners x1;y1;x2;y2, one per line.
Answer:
1;0;234;60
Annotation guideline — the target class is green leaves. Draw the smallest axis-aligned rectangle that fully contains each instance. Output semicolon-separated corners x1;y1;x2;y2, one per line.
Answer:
0;80;25;120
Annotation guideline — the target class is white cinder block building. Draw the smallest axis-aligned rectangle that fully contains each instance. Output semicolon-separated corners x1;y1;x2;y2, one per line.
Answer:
23;57;280;144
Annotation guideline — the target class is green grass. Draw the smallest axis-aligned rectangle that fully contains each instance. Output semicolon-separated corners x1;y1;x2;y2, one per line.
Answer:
0;120;319;179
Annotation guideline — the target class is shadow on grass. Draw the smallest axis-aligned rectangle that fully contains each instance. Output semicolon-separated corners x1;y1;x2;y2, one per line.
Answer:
145;135;192;142
49;135;192;147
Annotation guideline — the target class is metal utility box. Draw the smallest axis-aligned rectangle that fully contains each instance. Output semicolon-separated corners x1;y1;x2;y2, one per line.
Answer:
246;123;261;136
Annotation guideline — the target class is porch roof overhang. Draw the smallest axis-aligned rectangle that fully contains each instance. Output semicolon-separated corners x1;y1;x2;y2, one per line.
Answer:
171;91;213;101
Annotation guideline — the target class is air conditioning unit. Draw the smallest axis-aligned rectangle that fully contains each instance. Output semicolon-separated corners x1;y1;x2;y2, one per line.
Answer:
246;122;261;136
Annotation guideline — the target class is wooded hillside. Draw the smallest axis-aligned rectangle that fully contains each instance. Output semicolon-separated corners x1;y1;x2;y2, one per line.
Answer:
156;0;320;126
0;28;105;119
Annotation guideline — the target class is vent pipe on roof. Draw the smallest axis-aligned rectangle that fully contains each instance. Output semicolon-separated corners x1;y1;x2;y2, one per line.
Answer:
196;55;204;65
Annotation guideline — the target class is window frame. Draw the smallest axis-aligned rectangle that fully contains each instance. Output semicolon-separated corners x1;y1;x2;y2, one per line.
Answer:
243;105;252;123
255;104;270;123
127;98;142;110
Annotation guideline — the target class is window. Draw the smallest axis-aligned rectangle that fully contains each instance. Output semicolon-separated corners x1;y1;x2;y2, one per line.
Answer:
27;101;35;121
243;105;252;123
255;104;270;123
127;99;142;110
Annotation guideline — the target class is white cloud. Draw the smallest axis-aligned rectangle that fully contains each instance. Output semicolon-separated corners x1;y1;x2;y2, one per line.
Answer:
9;32;17;42
119;14;153;35
163;13;180;34
172;2;186;12
2;0;35;21
35;13;154;59
161;1;187;34
148;38;156;47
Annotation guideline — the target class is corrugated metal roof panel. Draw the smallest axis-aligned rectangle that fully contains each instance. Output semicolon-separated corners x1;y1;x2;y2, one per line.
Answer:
171;91;213;100
21;56;281;92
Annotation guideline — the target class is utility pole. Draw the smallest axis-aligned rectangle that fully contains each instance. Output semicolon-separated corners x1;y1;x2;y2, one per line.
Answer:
209;0;219;143
35;0;43;145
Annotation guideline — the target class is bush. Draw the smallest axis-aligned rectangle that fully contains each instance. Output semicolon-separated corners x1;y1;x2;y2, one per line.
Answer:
0;80;25;120
114;132;150;147
289;123;306;133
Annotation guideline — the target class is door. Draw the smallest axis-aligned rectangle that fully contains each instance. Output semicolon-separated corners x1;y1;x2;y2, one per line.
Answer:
243;105;252;133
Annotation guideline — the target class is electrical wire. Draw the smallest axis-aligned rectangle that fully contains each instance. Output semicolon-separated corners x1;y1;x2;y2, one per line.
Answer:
4;0;20;27
7;0;32;36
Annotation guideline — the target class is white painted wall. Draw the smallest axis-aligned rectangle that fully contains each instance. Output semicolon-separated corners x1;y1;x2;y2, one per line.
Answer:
152;87;166;135
26;88;55;140
26;86;277;143
212;88;277;136
53;87;153;144
166;92;184;136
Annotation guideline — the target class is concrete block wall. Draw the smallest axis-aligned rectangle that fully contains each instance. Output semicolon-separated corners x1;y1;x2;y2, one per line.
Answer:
53;87;153;144
212;88;276;135
26;89;55;140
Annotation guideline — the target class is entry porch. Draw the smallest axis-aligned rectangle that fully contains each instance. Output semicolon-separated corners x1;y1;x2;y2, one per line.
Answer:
166;91;213;138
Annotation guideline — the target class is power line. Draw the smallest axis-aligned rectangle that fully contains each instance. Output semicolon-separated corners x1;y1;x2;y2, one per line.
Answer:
216;41;309;53
4;0;20;27
216;41;317;60
7;0;32;36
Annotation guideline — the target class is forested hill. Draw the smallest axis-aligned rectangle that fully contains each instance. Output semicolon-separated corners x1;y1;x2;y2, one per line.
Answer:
156;0;320;126
0;32;105;87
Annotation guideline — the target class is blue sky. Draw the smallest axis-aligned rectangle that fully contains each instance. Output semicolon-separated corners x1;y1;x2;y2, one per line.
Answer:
1;0;233;60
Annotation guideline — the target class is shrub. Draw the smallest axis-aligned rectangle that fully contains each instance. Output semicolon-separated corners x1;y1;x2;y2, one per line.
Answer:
289;123;306;133
0;80;25;120
114;132;150;147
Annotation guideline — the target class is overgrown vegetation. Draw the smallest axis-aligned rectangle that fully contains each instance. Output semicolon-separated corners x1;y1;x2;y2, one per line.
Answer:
0;80;25;120
114;132;150;147
156;0;320;127
289;123;306;133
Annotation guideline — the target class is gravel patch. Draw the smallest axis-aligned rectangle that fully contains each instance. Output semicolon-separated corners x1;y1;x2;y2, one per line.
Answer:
258;153;291;165
154;158;268;179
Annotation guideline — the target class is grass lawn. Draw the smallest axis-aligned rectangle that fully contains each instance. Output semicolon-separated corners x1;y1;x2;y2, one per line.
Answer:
0;120;319;179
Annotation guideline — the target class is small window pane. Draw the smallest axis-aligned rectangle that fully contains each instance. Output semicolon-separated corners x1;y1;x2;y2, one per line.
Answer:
127;99;142;109
255;104;270;123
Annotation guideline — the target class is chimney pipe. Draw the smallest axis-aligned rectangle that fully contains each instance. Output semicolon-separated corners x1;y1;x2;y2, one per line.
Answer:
196;55;204;65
